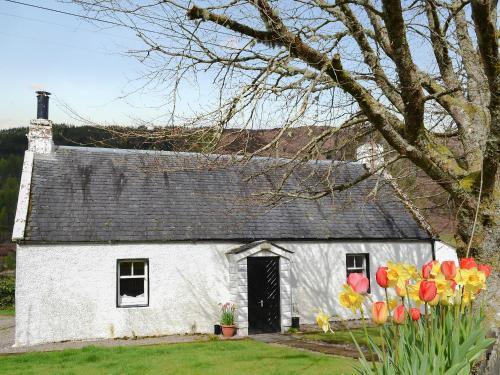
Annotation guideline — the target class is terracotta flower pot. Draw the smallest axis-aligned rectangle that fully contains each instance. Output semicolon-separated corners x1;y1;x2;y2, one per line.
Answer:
221;325;237;337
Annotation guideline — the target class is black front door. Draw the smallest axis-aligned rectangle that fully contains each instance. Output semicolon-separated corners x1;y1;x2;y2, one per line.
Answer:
247;257;281;334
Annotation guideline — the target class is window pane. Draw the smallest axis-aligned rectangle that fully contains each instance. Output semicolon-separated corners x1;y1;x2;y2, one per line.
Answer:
133;262;145;275
355;255;364;267
120;262;132;276
120;278;145;297
346;256;355;268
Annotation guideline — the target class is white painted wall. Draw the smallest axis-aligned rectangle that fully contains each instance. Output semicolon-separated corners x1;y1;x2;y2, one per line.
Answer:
15;240;433;346
278;241;434;323
15;242;234;346
435;241;459;265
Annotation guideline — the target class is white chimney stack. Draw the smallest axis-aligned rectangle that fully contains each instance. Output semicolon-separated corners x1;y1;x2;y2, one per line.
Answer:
28;91;54;154
356;142;384;173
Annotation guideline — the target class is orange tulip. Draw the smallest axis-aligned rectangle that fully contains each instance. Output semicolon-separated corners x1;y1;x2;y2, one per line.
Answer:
410;308;421;321
395;279;409;297
347;273;370;294
419;280;437;302
478;264;492;278
393;305;406;324
376;266;389;288
372;302;389;325
441;261;457;280
460;258;477;270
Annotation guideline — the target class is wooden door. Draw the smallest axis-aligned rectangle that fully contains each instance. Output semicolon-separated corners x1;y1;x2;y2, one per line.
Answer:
247;257;281;334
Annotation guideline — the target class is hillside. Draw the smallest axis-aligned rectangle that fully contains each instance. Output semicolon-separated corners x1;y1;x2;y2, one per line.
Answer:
0;125;457;245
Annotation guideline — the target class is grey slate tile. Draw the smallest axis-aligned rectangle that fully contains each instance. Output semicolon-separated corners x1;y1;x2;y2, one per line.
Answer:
23;146;430;242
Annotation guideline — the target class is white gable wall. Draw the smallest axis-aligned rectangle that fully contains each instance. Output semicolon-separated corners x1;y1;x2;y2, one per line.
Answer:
280;241;433;323
15;240;433;346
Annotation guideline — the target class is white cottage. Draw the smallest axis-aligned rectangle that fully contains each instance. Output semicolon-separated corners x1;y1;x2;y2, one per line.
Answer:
12;93;437;346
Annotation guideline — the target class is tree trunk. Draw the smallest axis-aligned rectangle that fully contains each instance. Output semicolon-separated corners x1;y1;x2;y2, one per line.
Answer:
456;197;499;263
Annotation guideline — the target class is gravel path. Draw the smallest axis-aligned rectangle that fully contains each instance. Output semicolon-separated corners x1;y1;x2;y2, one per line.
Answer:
251;333;366;358
0;316;14;352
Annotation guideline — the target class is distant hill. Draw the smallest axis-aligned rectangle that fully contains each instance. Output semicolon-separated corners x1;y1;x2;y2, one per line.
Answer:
0;124;457;245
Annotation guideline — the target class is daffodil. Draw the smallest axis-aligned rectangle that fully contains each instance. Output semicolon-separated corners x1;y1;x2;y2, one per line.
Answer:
339;284;364;313
456;268;486;293
387;262;417;290
407;281;422;305
316;310;332;333
388;297;399;311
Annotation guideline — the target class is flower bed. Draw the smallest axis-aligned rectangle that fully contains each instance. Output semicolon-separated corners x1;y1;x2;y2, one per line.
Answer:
317;257;495;373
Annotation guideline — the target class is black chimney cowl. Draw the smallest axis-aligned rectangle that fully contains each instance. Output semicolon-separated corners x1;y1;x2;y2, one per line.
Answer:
36;91;51;120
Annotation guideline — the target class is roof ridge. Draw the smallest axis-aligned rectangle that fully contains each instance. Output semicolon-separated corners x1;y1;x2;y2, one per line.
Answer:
55;145;361;166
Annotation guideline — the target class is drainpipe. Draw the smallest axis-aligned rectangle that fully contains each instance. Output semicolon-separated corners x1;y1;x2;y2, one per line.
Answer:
431;238;436;261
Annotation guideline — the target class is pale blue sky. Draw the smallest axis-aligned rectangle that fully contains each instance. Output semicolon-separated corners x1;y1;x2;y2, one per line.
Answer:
0;1;443;131
0;0;205;129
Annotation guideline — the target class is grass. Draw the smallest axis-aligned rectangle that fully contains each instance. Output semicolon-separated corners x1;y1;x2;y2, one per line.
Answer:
0;339;358;374
297;327;383;347
0;308;14;316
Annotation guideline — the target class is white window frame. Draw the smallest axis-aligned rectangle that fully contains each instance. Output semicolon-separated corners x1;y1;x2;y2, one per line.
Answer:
117;259;149;308
346;253;370;292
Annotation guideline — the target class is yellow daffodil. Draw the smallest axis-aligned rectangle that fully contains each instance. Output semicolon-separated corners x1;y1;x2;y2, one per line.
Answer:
316;310;332;333
339;284;364;313
433;274;451;295
387;262;417;290
388;297;399;311
461;290;476;308
456;268;486;293
429;261;441;278
407;281;422;306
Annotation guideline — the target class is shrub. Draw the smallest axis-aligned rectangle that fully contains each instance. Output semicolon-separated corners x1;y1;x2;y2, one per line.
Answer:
0;276;15;308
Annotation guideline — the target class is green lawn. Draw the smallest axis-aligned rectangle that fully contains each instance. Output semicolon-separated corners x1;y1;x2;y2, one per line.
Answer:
0;339;358;374
0;308;14;316
297;327;382;347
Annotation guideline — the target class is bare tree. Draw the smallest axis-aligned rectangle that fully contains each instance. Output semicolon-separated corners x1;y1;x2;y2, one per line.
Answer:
67;0;498;262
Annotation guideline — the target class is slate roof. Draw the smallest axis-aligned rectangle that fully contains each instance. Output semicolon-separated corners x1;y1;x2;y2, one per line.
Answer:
23;146;431;242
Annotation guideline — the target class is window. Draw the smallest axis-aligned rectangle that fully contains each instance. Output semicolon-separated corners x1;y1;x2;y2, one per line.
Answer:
117;259;149;307
346;254;370;293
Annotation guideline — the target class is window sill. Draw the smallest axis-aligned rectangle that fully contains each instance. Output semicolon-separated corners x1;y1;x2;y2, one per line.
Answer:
117;303;149;308
118;298;148;308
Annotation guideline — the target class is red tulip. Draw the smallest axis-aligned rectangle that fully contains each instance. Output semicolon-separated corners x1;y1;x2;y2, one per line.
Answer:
372;302;389;325
376;266;389;288
441;261;456;280
410;308;421;321
393;305;406;325
459;257;477;270
347;273;370;294
478;264;492;278
419;280;437;302
422;260;437;279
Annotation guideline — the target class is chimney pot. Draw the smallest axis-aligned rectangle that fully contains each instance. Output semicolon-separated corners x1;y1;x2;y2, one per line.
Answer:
28;91;54;154
36;91;51;120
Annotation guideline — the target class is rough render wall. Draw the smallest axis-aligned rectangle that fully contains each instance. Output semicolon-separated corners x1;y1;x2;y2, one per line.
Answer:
15;242;236;346
276;241;434;323
435;241;459;265
15;240;434;346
